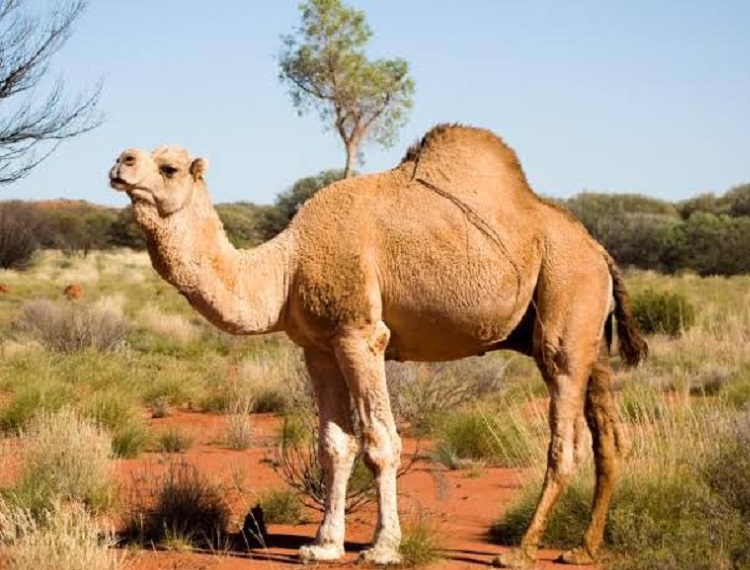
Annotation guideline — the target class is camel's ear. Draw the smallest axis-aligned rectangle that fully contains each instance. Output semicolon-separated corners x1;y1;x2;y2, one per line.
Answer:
190;157;209;180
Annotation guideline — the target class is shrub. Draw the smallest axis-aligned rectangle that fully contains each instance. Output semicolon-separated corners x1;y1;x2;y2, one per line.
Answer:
721;379;750;410
156;428;193;453
278;412;310;448
399;513;442;567
0;202;40;270
259;488;304;524
0;381;75;433
618;382;667;423
434;407;541;469
702;413;750;520
15;300;129;353
0;499;124;570
489;472;594;550
274;417;377;514
124;461;230;549
7;409;116;516
631;288;696;336
82;391;149;458
225;414;253;450
386;358;504;434
491;401;750;570
110;422;149;459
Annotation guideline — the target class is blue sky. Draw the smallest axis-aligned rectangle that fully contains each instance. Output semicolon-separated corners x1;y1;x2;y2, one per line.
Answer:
3;0;749;207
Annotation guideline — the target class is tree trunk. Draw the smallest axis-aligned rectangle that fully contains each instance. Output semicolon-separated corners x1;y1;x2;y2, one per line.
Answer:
343;141;358;178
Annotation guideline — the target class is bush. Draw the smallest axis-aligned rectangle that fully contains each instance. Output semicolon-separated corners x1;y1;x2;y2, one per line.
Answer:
0;499;124;570
490;474;592;550
82;391;149;458
0;202;40;270
491;403;750;570
631;288;696;336
386;358;504;434
434;407;541;469
225;413;253;450
259;488;304;524
6;409;116;516
274;416;376;514
124;461;230;549
703;413;750;520
0;381;75;433
156;428;193;453
110;422;149;459
399;513;442;567
15;300;129;353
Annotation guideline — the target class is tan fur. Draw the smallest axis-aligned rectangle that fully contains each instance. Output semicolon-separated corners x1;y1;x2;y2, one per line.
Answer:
110;124;646;567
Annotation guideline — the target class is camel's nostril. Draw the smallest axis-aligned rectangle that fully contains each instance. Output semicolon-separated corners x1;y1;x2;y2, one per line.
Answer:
122;154;136;166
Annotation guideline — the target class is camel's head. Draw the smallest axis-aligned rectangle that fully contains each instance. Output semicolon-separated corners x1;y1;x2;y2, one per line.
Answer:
109;146;209;216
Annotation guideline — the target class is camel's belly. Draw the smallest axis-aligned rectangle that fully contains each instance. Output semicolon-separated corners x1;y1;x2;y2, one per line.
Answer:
381;282;531;362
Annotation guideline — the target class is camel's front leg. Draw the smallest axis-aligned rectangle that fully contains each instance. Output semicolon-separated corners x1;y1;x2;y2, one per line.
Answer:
298;348;359;563
334;321;402;565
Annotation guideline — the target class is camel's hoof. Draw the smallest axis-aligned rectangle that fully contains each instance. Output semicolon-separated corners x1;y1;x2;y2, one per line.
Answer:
556;547;596;565
358;546;402;566
491;548;535;569
299;543;344;563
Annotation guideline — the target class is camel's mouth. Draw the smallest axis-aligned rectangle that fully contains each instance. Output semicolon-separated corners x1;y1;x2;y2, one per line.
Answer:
109;176;132;191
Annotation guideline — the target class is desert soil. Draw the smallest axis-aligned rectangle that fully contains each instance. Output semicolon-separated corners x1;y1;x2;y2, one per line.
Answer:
114;411;597;570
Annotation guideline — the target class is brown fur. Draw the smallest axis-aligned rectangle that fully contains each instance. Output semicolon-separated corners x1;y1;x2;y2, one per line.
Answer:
110;124;647;567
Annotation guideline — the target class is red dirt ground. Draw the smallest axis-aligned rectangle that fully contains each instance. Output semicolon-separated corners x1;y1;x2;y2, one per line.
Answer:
117;411;597;570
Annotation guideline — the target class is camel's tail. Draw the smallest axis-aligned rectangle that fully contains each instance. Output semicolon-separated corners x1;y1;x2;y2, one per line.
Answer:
604;254;648;367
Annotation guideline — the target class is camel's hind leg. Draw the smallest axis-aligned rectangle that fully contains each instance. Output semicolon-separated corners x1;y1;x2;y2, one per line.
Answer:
559;340;629;565
298;348;359;563
334;321;402;565
494;270;610;568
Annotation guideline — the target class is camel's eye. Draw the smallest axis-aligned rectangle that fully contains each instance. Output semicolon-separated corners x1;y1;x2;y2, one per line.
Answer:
159;165;178;178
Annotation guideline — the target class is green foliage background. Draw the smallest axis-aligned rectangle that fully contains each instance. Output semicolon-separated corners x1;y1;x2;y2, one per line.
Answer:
2;179;750;275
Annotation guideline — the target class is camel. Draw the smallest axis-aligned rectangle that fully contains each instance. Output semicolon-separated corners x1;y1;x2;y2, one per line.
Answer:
109;124;647;568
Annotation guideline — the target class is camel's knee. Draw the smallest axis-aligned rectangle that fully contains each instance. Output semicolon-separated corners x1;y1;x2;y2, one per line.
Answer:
548;435;578;485
361;422;401;475
319;421;358;470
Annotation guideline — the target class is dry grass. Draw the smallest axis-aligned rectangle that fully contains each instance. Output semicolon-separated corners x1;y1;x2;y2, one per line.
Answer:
14;299;129;353
7;408;116;515
0;499;124;570
137;304;199;345
491;272;750;569
399;510;443;567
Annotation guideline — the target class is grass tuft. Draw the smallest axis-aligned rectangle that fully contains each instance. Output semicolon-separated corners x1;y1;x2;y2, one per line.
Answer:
6;408;116;516
123;460;230;549
155;427;194;453
399;513;443;567
0;499;124;570
259;488;304;524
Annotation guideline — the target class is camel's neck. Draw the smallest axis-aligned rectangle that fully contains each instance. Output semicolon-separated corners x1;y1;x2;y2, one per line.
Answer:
133;189;297;335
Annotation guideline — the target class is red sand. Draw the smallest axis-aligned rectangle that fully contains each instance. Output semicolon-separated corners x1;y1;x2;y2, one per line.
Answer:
116;411;597;570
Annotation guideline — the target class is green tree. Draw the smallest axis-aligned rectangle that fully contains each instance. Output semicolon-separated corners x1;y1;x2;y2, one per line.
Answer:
279;0;415;177
678;192;723;219
0;201;39;269
722;183;750;217
107;206;146;250
216;202;273;248
260;169;345;240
